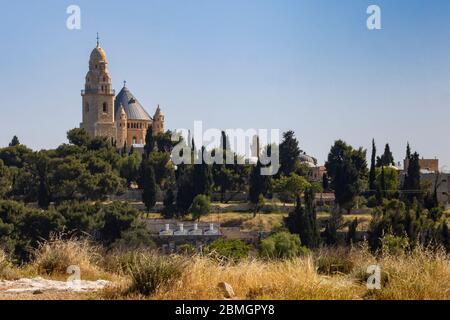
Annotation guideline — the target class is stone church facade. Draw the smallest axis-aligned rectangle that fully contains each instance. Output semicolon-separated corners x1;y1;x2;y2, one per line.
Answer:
80;39;164;149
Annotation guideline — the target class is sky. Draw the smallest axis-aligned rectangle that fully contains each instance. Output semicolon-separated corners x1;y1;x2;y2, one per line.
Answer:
0;0;449;168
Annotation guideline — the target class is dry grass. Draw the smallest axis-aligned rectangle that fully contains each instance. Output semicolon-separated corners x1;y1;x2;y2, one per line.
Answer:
153;255;364;300
1;238;449;300
29;235;117;281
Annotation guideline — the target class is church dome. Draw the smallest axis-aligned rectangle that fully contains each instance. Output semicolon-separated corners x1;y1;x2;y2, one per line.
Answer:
90;46;108;63
114;86;152;121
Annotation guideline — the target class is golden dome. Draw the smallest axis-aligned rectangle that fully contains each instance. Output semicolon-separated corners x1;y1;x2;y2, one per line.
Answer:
90;46;108;63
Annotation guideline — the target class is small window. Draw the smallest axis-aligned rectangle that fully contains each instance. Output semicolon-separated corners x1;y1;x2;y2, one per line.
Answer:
103;102;108;113
85;103;89;112
103;76;106;82
133;137;137;144
127;123;130;129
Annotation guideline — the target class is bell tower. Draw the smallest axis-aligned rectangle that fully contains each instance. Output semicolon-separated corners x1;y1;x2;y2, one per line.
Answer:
80;34;116;140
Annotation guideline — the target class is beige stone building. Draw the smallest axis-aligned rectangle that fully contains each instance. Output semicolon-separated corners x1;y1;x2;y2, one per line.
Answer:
80;38;164;149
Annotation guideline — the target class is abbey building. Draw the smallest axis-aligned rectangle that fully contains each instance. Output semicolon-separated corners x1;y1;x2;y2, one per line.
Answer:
80;39;164;149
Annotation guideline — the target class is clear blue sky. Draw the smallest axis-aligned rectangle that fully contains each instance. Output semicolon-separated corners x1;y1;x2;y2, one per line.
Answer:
1;0;449;168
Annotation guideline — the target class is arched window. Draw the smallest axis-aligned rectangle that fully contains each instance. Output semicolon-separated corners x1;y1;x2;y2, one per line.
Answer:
132;136;137;144
103;76;106;82
103;102;108;113
127;123;130;129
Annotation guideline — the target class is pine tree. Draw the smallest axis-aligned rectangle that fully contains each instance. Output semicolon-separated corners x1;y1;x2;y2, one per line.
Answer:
279;131;301;176
9;136;20;147
369;139;377;194
142;161;157;211
376;143;394;167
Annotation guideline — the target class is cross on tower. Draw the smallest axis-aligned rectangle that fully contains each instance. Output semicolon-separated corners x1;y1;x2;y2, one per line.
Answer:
96;32;100;47
123;80;127;87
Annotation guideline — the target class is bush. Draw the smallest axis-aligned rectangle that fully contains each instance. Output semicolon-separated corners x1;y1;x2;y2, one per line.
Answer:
316;249;355;275
259;232;308;259
367;195;378;208
190;195;211;221
205;239;251;262
125;253;185;295
381;235;409;256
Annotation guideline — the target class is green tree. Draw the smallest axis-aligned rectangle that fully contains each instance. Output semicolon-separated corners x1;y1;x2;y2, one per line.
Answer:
376;143;395;167
144;128;154;156
259;232;306;259
279;131;301;176
325;140;367;213
162;188;176;219
176;165;195;216
273;173;310;203
0;160;11;199
193;149;213;197
190;194;211;221
322;173;329;191
119;152;141;187
9;136;20;147
369;139;377;194
285;188;319;248
67;128;90;147
142;161;157;211
249;162;270;216
403;152;422;204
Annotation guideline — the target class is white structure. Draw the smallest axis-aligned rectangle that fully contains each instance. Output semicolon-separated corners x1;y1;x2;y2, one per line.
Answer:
174;223;188;236
188;223;203;236
204;223;219;235
159;224;174;236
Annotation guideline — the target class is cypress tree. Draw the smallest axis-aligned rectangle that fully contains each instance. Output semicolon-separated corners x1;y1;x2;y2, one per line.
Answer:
322;173;329;191
142;161;157;211
369;139;377;194
144;128;154;156
193;147;213;196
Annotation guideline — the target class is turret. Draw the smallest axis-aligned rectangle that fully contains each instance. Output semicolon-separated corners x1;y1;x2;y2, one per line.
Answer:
152;105;165;136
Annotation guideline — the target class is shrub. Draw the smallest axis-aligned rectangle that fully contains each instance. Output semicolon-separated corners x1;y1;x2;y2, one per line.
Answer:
205;239;251;262
367;195;378;208
112;227;156;251
125;253;185;296
259;232;308;259
190;195;211;221
316;248;355;275
381;235;409;256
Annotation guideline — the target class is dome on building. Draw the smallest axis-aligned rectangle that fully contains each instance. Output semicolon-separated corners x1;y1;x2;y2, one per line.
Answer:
90;46;108;63
299;153;317;166
114;85;152;121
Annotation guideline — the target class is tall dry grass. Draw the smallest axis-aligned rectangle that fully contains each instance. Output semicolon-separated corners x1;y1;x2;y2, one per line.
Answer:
30;235;114;281
3;237;449;300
